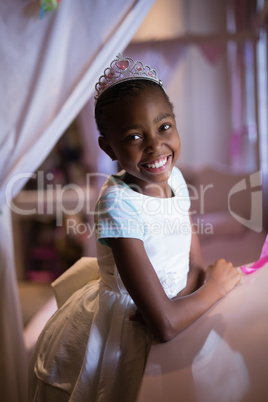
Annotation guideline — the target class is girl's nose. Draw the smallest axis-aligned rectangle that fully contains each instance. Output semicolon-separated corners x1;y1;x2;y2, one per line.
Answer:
144;133;162;153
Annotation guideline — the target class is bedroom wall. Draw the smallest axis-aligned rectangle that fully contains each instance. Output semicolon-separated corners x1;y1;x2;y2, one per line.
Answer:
167;46;231;169
134;0;232;169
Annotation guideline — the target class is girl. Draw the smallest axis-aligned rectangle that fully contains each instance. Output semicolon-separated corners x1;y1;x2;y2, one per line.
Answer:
29;54;241;402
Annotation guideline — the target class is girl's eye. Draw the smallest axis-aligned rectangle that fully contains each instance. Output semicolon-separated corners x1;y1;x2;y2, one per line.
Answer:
126;134;141;142
160;123;171;132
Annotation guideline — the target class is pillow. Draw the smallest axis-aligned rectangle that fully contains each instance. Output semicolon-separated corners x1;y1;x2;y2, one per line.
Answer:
51;257;100;308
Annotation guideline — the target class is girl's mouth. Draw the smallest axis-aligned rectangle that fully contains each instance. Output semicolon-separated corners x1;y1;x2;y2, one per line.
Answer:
140;155;171;172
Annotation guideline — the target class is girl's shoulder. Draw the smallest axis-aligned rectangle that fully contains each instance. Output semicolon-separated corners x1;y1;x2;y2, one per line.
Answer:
170;166;185;182
95;171;140;215
169;166;189;196
97;171;127;198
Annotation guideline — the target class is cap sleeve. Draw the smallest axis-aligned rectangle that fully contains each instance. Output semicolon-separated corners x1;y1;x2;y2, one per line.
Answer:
95;191;146;247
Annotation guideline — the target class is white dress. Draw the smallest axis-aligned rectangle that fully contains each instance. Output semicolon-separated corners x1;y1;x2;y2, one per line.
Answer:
29;167;191;402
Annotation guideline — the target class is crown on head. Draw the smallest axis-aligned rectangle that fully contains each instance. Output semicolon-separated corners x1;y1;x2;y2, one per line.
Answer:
94;53;162;104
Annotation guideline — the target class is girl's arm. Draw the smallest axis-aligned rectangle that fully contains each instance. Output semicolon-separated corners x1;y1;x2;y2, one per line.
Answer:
110;237;241;342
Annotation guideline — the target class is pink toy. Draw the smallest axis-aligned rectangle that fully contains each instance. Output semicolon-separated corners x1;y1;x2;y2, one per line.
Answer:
241;234;268;274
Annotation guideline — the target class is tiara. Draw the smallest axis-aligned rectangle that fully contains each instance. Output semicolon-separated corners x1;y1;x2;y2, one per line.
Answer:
94;53;162;104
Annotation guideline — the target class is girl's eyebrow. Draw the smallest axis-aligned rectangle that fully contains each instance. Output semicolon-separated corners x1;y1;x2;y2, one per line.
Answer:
153;113;174;124
120;124;142;135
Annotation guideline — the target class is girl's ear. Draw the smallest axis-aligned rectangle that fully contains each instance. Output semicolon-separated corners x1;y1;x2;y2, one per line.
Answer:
98;136;117;161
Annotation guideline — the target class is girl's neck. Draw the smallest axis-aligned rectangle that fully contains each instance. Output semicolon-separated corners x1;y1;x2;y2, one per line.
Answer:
122;172;173;198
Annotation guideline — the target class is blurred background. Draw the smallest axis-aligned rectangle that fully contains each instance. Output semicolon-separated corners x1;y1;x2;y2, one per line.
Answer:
1;0;268;400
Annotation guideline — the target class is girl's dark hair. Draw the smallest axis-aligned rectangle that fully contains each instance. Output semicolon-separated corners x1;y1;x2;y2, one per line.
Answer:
94;79;173;137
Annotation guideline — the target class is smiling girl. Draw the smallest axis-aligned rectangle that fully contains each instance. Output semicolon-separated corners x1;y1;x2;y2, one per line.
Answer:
29;54;241;402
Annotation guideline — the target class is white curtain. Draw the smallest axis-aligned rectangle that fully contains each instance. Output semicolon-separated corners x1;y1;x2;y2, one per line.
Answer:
0;0;154;400
0;205;28;401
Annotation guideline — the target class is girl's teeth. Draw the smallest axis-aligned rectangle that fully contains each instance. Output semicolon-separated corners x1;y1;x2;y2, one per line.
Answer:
146;157;167;169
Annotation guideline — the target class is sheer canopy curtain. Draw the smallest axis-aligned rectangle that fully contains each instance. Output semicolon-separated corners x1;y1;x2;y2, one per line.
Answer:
0;0;155;400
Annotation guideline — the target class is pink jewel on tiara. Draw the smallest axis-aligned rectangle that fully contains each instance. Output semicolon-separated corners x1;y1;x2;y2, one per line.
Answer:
94;53;162;105
116;59;129;70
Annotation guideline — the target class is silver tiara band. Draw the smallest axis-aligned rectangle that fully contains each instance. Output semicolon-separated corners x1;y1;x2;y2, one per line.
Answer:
94;53;162;104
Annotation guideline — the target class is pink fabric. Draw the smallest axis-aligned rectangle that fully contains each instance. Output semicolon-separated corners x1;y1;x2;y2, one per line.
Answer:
241;234;268;274
199;43;225;64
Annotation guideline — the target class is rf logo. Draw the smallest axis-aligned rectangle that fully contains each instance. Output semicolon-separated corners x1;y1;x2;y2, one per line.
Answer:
228;171;263;233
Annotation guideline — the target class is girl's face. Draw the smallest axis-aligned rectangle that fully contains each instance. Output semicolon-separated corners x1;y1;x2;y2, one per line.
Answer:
99;87;181;197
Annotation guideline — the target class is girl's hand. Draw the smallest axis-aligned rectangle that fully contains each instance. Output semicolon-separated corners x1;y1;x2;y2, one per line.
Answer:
205;258;242;297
